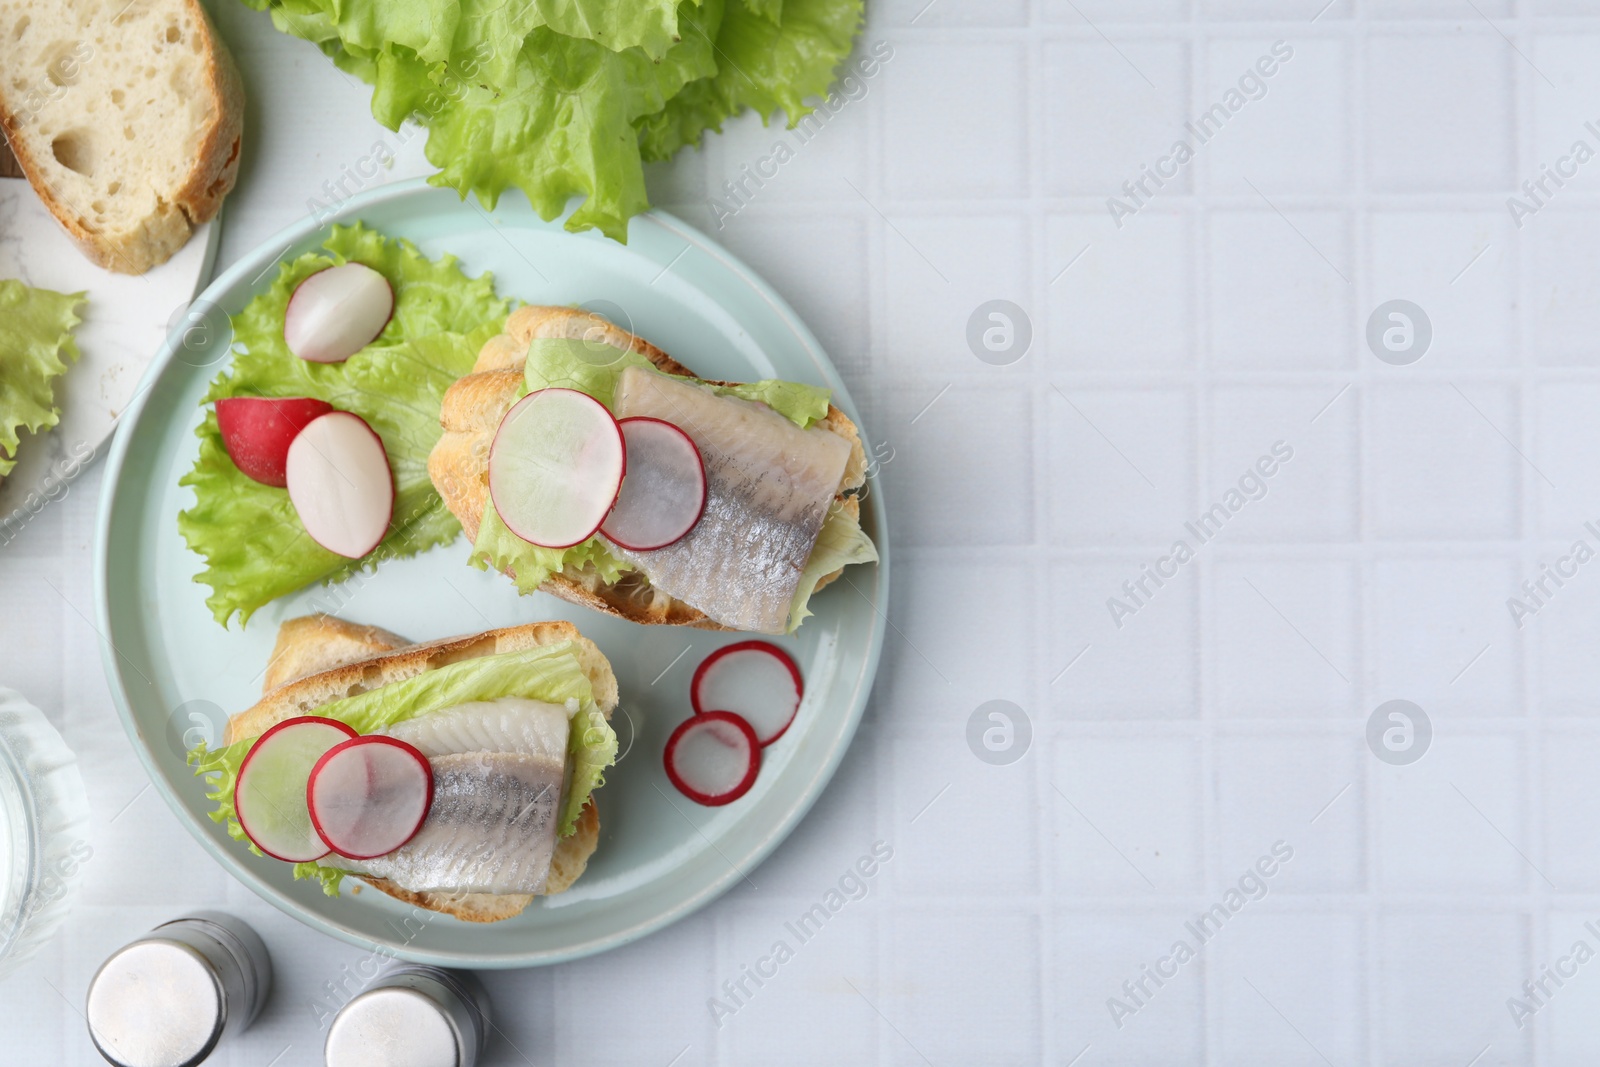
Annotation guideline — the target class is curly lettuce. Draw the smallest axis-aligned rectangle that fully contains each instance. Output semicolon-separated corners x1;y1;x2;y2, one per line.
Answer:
178;224;509;626
0;281;84;478
239;0;863;240
190;639;616;895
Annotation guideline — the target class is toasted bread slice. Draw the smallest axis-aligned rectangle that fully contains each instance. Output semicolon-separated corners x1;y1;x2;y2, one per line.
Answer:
236;615;613;919
0;0;244;274
429;306;868;628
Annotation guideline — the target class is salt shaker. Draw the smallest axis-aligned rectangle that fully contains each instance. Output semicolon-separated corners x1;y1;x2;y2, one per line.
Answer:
324;964;491;1067
85;911;272;1067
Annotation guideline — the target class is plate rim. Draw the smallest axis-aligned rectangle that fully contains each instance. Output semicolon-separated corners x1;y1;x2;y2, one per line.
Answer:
92;178;891;967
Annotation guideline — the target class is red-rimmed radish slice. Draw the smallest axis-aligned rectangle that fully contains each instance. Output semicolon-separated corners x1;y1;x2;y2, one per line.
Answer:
691;641;803;747
286;411;395;559
488;387;626;549
235;716;358;863
663;711;761;806
216;396;335;487
307;736;434;860
600;417;707;551
283;263;395;363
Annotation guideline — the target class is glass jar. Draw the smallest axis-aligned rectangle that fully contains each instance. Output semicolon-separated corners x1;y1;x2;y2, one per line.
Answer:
0;686;92;979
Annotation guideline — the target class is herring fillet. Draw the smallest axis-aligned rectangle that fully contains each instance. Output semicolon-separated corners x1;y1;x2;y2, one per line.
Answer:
340;752;566;895
383;698;571;763
610;366;852;633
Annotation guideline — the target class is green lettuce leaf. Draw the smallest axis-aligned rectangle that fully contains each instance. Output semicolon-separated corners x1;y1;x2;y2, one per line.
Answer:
245;0;863;240
457;0;699;65
0;281;84;477
470;333;844;607
416;0;723;241
189;639;616;895
638;0;863;161
177;224;509;626
787;498;876;631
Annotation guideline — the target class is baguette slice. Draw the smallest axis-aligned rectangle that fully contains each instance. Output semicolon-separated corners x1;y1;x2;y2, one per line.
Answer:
233;614;616;921
429;306;869;628
0;0;244;274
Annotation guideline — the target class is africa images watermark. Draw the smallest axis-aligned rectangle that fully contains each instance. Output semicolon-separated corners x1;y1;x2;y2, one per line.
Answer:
1506;119;1600;229
1106;441;1295;629
1505;922;1600;1030
707;840;894;1028
305;41;495;224
1506;521;1600;628
0;439;96;547
705;40;894;230
1106;41;1295;229
1108;841;1295;1029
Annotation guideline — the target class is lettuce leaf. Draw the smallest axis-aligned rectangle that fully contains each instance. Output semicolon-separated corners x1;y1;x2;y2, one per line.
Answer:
243;0;860;240
177;224;509;626
189;639;617;895
416;0;723;241
787;498;876;631
469;334;848;613
638;0;863;161
0;281;84;478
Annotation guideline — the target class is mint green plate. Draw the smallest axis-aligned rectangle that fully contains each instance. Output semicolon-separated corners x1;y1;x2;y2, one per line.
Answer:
94;180;888;967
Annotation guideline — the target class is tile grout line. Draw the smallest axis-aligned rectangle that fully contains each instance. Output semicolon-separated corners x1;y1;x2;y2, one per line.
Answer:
1347;2;1383;1061
1024;0;1057;1062
1188;6;1221;1062
1512;2;1547;1064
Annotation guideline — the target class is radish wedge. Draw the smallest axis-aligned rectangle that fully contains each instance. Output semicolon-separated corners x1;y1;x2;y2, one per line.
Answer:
235;716;358;863
283;263;395;363
663;711;761;806
691;641;803;747
600;417;707;551
216;396;335;488
488;387;626;549
308;736;434;860
286;411;395;559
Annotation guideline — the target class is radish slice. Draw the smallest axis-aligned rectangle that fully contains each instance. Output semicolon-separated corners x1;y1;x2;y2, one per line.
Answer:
488;388;626;549
691;641;803;747
216;396;335;488
283;263;395;363
235;716;358;863
600;417;707;551
307;736;434;860
663;711;761;806
286;411;395;558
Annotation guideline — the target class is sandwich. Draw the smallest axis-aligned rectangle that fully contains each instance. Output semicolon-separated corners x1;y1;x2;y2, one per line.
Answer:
0;0;244;274
192;614;619;922
429;305;879;635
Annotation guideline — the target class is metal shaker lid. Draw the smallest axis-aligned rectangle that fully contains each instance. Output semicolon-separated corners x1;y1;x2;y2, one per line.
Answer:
85;913;271;1067
325;967;489;1067
85;939;225;1067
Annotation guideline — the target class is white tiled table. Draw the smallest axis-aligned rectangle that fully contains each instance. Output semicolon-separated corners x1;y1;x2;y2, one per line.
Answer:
10;1;1600;1064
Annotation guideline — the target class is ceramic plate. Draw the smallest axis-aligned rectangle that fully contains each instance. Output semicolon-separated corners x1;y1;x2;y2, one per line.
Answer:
93;179;888;967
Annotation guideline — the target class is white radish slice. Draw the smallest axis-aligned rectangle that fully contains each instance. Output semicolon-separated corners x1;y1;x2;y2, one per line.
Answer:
235;716;358;863
691;641;803;746
663;711;761;806
307;736;434;860
488;388;626;549
286;411;395;559
283;263;395;363
600;417;707;551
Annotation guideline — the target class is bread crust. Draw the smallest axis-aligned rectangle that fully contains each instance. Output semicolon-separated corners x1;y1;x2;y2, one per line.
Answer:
232;615;613;921
430;306;867;628
0;0;244;274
